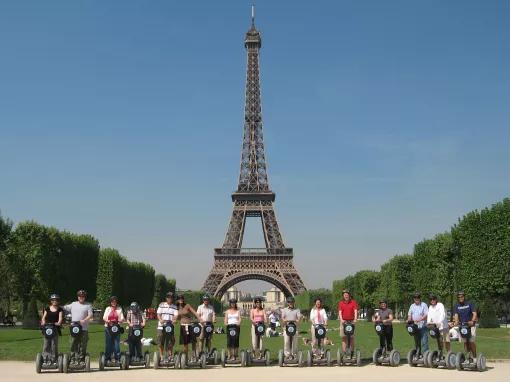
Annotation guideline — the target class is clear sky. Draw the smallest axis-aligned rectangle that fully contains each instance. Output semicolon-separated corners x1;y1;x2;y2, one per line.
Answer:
1;1;509;292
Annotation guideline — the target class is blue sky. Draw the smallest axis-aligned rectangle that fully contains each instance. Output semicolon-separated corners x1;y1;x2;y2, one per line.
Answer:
1;1;509;292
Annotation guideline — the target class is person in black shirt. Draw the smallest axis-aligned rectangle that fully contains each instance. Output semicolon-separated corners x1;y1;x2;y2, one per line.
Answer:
40;293;63;363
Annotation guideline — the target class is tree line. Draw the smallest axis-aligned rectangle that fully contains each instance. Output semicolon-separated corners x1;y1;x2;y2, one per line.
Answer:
329;198;510;327
0;214;176;324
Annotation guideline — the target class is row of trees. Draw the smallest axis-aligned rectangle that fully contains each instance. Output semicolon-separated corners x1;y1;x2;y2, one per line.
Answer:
330;198;510;327
0;213;175;323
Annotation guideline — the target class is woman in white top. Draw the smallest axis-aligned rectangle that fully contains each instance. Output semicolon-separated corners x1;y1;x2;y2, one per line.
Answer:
223;298;242;360
103;296;125;363
309;297;328;352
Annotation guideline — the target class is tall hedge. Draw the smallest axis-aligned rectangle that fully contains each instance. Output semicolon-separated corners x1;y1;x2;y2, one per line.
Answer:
152;274;176;307
0;213;13;314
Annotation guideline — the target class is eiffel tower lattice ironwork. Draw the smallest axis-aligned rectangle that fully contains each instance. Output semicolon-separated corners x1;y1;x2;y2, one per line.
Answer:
202;9;306;298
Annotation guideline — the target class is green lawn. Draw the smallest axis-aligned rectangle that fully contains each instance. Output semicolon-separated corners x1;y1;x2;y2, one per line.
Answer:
1;320;509;362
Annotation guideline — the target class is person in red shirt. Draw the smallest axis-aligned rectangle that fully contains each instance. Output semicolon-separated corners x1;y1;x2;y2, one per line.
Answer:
338;290;358;353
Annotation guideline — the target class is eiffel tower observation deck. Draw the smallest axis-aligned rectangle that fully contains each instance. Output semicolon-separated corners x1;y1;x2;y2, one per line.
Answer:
202;7;306;298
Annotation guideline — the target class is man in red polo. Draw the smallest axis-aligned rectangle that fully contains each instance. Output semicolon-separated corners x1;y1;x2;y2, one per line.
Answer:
338;290;358;353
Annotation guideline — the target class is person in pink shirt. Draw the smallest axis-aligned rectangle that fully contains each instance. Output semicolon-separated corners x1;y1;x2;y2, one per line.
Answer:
250;297;267;359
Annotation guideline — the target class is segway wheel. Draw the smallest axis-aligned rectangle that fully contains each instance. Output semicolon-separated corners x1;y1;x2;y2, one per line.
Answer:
240;350;247;367
265;349;271;366
430;350;439;368
144;352;150;368
355;350;361;366
35;353;42;374
180;352;188;369
298;350;304;367
213;349;219;365
174;352;181;369
455;352;465;371
445;351;456;369
389;350;400;367
476;354;487;372
121;352;128;370
63;354;69;374
278;349;284;367
372;348;380;365
326;349;331;366
407;349;417;367
307;349;313;367
201;353;207;368
422;350;429;367
153;352;160;370
58;354;64;373
337;348;343;366
99;352;105;371
220;349;226;368
84;354;90;373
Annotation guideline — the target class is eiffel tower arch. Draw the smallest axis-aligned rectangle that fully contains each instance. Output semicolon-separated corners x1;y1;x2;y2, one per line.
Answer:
202;9;306;298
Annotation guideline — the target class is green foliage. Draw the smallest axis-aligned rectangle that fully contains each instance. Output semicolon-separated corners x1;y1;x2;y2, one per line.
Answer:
376;254;414;317
152;274;176;307
177;290;222;313
22;297;40;329
478;299;500;328
96;248;155;309
0;213;13;314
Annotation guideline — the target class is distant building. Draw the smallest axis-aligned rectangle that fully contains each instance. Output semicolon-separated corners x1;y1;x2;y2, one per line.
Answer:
264;287;285;310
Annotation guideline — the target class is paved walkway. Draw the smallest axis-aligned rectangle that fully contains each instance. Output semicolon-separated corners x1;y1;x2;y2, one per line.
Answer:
1;361;504;381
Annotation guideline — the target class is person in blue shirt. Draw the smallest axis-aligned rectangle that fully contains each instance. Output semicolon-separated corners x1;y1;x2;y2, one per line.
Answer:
407;292;429;353
453;291;478;358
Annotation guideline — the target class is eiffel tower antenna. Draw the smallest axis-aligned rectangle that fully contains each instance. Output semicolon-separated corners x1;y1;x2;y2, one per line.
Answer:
202;8;306;298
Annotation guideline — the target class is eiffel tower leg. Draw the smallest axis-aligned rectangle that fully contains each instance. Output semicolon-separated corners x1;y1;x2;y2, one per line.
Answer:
222;203;246;248
261;208;284;249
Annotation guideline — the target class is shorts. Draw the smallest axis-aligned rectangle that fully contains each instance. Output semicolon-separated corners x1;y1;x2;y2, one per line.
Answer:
157;329;175;348
460;326;476;343
179;325;196;345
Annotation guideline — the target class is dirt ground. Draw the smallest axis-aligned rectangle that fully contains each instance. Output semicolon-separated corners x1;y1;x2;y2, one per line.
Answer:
0;361;506;381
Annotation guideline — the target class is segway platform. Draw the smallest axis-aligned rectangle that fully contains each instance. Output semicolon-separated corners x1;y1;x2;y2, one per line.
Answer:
372;322;400;367
153;352;181;369
220;348;248;367
200;322;219;365
307;324;332;366
245;322;271;366
406;322;427;367
424;324;456;369
337;322;361;366
122;326;150;369
455;324;487;372
180;323;207;369
63;323;91;373
35;324;64;373
278;322;304;367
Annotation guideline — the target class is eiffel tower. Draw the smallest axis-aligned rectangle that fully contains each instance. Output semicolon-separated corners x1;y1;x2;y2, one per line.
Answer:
202;8;306;298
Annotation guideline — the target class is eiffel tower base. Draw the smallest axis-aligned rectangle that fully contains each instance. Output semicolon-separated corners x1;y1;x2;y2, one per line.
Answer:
202;248;306;298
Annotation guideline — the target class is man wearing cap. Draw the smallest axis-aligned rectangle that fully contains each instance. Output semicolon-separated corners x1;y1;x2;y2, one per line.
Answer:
156;292;178;360
196;295;216;354
427;294;450;352
281;296;302;359
407;292;429;353
453;292;478;358
338;290;359;353
63;290;93;364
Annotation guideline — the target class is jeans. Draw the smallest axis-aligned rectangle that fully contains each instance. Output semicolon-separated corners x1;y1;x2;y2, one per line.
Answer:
128;338;142;359
105;329;120;360
42;336;59;362
379;325;393;351
419;326;429;353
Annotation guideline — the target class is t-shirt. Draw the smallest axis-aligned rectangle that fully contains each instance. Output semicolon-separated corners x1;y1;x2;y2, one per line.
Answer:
454;301;476;324
63;302;93;331
197;304;215;322
427;302;448;330
44;306;63;324
408;302;428;328
375;308;393;325
338;299;358;321
310;308;327;325
281;307;301;322
156;302;178;329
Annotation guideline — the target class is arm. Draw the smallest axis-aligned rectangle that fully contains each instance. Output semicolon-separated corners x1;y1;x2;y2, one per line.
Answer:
118;309;125;323
323;309;328;326
224;311;228;326
407;306;412;322
188;305;201;321
250;309;255;324
386;311;394;324
264;311;268;324
141;313;146;327
127;311;132;326
57;310;63;326
41;309;47;325
212;310;216;323
103;307;109;323
238;311;242;326
470;308;478;326
338;308;343;323
353;308;358;323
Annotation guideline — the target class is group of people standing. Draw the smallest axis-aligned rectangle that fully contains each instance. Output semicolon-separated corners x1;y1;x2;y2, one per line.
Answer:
38;288;479;366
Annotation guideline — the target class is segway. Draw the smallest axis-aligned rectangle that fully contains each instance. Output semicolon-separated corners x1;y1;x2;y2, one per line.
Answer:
425;324;456;369
307;324;332;366
278;321;305;367
372;322;400;367
337;321;361;366
63;322;90;373
406;321;427;367
220;324;247;367
199;322;219;365
245;322;271;366
153;321;180;369
180;322;207;369
121;325;150;369
98;323;123;371
35;324;64;373
455;323;487;372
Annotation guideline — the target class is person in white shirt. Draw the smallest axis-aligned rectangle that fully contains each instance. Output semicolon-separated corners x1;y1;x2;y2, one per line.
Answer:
309;297;328;353
156;292;178;359
427;294;451;351
196;295;216;354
